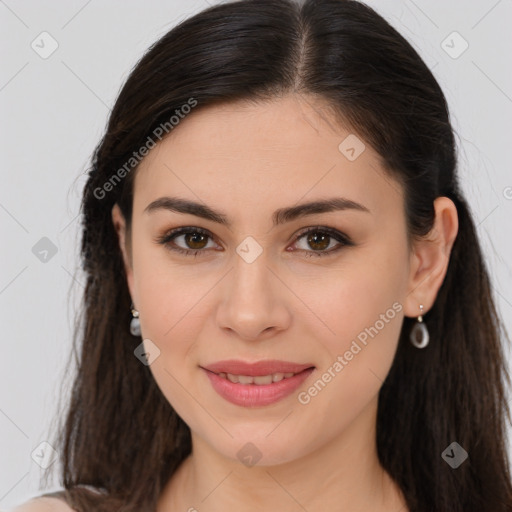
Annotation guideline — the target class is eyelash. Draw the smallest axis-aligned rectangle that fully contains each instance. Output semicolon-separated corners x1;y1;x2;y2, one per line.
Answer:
155;225;354;258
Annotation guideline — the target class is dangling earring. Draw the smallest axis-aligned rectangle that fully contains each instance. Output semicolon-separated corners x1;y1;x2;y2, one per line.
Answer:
130;302;141;337
410;304;429;348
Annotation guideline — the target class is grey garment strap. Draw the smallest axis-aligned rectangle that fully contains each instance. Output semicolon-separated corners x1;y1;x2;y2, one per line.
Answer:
39;490;68;499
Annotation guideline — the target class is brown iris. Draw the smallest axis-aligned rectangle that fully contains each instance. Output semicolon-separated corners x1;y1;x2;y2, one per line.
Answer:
184;232;209;250
306;231;330;251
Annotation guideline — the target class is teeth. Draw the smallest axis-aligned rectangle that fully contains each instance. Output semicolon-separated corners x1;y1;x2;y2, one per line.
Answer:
253;375;273;385
227;373;239;383
238;375;254;384
219;371;298;385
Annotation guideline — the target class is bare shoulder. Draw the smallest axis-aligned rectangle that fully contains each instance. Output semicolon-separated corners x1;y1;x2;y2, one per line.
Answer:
9;496;75;512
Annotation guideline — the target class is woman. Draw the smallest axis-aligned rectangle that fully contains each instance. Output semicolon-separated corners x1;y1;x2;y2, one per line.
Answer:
14;0;512;510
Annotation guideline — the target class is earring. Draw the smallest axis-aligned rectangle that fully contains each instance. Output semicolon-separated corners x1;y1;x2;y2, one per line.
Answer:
130;302;141;337
410;304;429;349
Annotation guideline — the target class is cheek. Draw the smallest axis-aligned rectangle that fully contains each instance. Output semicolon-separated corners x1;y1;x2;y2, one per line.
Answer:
133;263;209;427
301;253;406;352
130;249;215;416
296;250;407;416
132;239;218;339
289;263;405;446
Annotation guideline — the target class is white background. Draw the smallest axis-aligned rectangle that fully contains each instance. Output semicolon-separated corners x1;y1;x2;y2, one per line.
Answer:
1;0;511;508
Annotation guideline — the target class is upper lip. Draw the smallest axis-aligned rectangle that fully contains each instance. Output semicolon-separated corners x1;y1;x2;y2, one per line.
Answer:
201;359;315;376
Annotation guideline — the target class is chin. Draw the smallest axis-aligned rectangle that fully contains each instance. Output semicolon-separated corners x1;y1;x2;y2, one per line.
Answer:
204;425;312;468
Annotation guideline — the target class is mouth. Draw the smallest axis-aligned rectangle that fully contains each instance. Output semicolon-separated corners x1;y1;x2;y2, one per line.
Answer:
214;371;301;385
200;360;315;407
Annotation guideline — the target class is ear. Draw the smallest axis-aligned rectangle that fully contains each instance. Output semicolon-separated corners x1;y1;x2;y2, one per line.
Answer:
403;196;459;318
111;203;135;302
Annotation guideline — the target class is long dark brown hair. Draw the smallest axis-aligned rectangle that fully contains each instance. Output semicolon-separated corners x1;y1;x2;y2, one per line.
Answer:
42;0;512;510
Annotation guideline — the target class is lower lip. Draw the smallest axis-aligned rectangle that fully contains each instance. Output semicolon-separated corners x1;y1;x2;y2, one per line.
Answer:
202;367;315;407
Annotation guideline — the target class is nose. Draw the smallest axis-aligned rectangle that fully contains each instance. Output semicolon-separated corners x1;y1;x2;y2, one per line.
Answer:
215;250;292;341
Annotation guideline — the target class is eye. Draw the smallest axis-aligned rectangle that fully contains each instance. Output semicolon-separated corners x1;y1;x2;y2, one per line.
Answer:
290;226;354;257
155;225;353;258
155;227;219;256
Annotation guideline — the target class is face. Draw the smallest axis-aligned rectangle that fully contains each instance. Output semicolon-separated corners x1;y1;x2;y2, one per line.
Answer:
113;94;412;466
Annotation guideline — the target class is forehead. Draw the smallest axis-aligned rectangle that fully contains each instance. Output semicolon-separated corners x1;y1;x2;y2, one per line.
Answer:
132;94;403;224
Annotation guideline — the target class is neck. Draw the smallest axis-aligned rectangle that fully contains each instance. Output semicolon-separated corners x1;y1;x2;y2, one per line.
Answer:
158;396;406;512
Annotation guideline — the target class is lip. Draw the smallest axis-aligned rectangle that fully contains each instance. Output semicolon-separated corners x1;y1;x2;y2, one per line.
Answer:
201;360;315;407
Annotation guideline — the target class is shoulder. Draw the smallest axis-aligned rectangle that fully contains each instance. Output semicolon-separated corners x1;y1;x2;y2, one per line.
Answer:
9;496;75;512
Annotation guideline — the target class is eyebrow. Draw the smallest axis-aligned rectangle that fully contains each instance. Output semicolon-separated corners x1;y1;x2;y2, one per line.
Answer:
143;196;370;227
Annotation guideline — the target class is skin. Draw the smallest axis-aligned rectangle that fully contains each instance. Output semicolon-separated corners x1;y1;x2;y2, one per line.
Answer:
109;94;458;512
12;497;73;512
